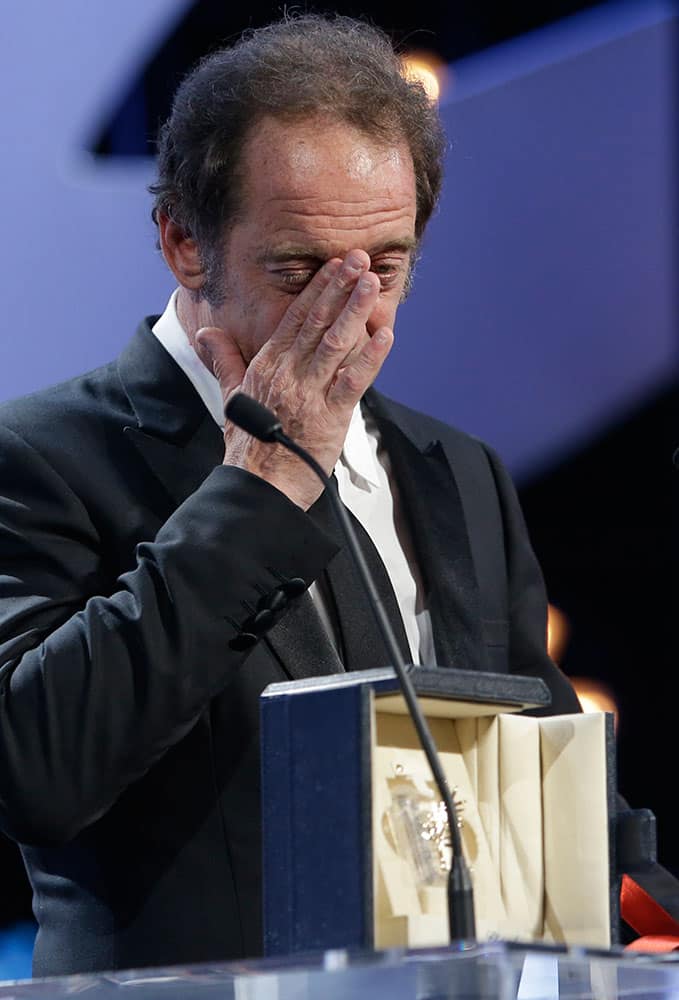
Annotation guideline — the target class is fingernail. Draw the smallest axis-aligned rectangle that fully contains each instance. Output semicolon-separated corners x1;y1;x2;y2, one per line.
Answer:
343;254;363;275
358;276;374;293
194;330;210;348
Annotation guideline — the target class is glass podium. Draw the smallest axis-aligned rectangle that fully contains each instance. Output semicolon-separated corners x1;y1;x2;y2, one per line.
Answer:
1;942;678;999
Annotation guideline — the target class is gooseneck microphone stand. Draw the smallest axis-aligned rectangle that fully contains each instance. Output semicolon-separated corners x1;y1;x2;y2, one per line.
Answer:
225;392;476;942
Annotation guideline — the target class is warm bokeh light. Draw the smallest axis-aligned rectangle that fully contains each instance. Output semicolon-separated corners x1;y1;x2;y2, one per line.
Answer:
546;606;618;729
570;677;620;731
400;51;450;102
547;603;570;663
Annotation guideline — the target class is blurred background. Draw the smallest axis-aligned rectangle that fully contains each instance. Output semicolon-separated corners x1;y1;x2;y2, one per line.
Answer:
0;0;676;979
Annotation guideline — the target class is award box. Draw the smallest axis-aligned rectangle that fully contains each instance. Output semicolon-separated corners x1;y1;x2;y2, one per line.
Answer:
261;667;619;956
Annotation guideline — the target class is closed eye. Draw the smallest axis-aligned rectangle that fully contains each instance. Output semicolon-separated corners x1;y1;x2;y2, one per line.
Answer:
268;249;411;294
278;268;318;290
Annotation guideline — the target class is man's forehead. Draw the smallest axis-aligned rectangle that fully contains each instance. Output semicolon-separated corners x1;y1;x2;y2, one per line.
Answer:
240;115;416;198
281;132;410;181
229;115;418;264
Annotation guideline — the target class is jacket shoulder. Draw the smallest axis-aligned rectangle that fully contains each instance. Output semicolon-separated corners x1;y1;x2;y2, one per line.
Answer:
0;361;131;449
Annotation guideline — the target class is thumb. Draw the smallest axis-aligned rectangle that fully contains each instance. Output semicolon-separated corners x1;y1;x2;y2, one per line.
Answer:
194;327;247;404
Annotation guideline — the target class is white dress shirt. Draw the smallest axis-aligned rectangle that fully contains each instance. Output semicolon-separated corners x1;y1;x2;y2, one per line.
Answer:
152;291;434;665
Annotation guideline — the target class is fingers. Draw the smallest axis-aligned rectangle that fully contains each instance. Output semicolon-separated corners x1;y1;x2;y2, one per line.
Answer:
249;248;384;419
194;327;247;405
261;258;343;355
328;326;394;407
261;251;373;372
306;267;380;382
292;250;370;353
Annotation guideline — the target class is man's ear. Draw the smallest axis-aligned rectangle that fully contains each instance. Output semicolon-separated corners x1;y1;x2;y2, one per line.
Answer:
158;214;205;293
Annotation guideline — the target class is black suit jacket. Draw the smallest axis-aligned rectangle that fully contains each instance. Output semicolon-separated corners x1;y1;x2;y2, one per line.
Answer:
0;320;579;976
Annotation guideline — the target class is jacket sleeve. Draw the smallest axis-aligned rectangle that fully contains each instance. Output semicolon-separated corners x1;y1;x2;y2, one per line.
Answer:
483;442;582;717
0;424;336;846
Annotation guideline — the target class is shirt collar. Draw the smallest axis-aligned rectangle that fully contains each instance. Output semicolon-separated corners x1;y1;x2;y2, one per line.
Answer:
339;403;381;491
152;290;226;429
152;290;380;488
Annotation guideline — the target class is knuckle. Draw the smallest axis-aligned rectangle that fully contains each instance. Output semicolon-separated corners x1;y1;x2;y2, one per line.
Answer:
304;304;329;332
284;299;308;328
321;327;346;353
338;369;363;395
334;272;354;292
345;294;367;318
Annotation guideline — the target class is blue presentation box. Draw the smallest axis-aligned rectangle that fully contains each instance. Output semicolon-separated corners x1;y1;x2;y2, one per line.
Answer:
260;667;619;957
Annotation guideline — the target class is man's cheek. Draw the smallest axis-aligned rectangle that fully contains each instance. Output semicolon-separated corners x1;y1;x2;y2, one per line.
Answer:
244;308;289;360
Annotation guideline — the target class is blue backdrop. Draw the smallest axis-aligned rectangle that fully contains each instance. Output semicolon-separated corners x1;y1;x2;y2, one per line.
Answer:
0;0;675;478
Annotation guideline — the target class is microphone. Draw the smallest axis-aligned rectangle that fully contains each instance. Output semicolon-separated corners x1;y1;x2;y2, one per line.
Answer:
225;391;476;942
226;392;283;442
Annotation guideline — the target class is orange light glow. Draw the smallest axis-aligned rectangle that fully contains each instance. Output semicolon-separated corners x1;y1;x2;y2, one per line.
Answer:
547;603;570;663
570;677;620;732
401;51;450;102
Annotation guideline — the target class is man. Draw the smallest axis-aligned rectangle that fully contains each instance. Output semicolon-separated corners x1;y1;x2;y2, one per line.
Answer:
0;14;579;977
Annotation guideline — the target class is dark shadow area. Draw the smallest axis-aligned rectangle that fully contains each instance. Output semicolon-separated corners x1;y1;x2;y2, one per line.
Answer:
91;0;601;156
0;837;32;926
519;380;679;875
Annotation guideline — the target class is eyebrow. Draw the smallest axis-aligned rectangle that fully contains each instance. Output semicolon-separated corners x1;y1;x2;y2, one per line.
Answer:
258;237;417;266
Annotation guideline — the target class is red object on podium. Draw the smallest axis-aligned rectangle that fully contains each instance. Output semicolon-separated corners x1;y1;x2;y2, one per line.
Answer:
622;874;679;953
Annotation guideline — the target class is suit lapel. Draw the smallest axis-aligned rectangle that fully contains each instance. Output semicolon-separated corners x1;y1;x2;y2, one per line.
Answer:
118;319;224;507
117;320;342;682
122;422;223;509
364;391;485;672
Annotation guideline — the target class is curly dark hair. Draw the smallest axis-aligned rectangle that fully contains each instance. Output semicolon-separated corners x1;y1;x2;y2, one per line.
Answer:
150;13;446;302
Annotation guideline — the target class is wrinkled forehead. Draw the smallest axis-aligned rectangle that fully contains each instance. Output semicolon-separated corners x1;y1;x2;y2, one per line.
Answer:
239;114;416;209
281;130;409;181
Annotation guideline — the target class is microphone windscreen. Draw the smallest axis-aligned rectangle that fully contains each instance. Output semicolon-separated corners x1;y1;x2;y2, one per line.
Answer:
225;393;283;442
